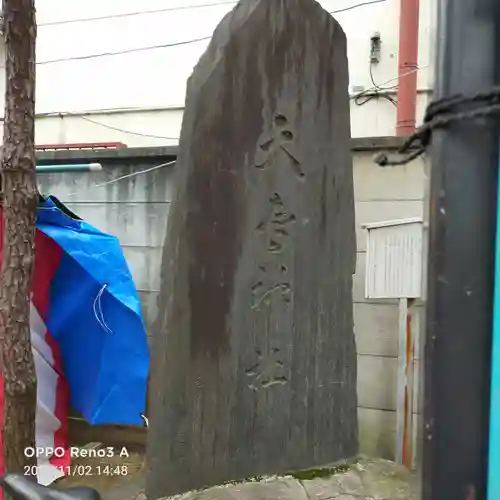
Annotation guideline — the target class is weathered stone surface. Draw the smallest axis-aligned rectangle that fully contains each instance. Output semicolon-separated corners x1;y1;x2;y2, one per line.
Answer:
146;0;357;497
155;459;417;500
299;476;344;500
351;459;414;500
179;478;308;500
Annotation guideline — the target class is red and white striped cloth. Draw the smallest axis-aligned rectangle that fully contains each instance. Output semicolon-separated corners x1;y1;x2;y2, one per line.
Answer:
0;230;71;495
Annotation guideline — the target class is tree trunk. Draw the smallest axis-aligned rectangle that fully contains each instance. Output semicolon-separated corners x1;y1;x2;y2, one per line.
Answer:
0;0;38;477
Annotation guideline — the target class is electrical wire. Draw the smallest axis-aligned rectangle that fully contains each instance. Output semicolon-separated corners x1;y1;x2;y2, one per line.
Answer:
329;0;387;14
38;0;389;28
45;66;429;142
370;64;398;100
38;1;238;27
0;107;179;140
77;115;179;140
27;0;389;66
17;9;429;145
354;62;398;107
351;65;429;100
36;37;212;65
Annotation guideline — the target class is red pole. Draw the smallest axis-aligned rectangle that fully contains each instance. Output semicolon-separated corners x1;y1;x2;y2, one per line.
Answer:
396;0;420;136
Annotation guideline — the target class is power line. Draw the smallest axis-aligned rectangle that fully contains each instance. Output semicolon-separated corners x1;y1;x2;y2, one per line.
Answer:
0;64;429;143
2;65;429;144
42;65;429;142
36;37;212;65
329;0;388;14
0;109;181;140
0;0;410;143
367;64;429;91
38;0;387;28
39;1;237;27
33;0;390;66
77;115;179;140
350;65;429;101
75;66;428;140
38;0;387;27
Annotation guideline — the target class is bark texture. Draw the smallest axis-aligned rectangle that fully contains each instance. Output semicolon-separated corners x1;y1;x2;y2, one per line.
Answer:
0;0;38;476
146;0;357;497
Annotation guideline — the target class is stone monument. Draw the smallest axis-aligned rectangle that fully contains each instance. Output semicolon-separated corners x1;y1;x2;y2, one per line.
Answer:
146;0;358;497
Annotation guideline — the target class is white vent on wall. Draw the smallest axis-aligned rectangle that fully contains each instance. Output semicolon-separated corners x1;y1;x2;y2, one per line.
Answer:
363;218;423;299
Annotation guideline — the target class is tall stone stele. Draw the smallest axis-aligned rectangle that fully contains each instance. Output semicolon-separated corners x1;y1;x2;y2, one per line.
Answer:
146;0;358;497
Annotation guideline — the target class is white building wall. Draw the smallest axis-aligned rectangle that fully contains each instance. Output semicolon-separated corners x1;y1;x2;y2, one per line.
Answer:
0;0;435;145
36;146;427;460
352;151;425;460
24;0;435;460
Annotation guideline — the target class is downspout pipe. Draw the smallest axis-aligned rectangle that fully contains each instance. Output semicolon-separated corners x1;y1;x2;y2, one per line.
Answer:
396;0;420;136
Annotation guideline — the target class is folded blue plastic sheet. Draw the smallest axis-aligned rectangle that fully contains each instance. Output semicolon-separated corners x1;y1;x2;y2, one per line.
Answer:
35;196;149;426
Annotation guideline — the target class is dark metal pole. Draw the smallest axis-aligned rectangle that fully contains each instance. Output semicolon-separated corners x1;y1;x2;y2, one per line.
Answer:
424;0;500;499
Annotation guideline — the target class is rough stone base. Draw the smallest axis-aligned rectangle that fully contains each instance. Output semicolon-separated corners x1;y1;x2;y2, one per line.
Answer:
109;457;418;500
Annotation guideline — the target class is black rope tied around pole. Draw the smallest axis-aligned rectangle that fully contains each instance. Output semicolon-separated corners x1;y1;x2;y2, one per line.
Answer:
375;87;500;166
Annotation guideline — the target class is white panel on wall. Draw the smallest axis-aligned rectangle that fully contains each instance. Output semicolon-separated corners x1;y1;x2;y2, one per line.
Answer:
364;218;423;299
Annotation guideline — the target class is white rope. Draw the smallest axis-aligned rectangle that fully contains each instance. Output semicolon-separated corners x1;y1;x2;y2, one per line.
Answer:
140;413;149;428
92;283;113;334
65;160;176;198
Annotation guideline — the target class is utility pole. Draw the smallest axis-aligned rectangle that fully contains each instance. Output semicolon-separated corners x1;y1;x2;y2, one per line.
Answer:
0;0;38;476
423;0;500;498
